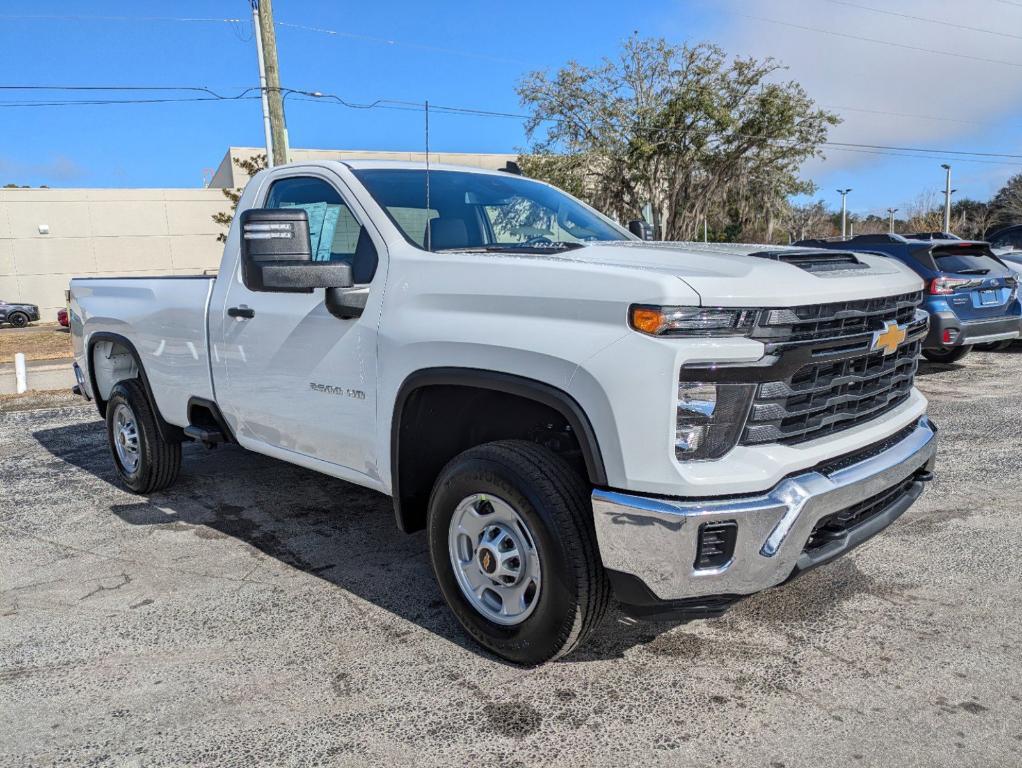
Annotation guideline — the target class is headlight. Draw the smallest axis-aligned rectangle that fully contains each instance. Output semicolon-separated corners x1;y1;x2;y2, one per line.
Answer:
676;381;755;461
630;305;757;337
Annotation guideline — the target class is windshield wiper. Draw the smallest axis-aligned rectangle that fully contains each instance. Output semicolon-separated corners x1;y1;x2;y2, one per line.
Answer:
955;267;990;275
434;241;588;254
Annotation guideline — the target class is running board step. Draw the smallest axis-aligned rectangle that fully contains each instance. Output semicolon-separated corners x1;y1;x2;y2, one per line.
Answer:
183;424;226;447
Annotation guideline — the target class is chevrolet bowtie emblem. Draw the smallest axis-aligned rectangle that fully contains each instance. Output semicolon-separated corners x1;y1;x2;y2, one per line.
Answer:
872;321;907;356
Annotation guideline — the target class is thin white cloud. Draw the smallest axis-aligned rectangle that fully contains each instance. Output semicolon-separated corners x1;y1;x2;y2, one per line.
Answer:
0;154;87;184
698;0;1022;178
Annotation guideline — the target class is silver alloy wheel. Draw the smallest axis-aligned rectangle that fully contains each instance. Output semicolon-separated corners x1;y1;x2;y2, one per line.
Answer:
448;493;542;626
112;402;141;474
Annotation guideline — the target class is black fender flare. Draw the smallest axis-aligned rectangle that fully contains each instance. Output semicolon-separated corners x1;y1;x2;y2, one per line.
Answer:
390;367;607;531
85;331;184;443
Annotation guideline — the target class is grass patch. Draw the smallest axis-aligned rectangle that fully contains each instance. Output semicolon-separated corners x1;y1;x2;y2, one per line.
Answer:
0;324;72;364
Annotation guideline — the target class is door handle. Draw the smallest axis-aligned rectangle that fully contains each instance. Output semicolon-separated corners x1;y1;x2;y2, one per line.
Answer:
227;306;255;319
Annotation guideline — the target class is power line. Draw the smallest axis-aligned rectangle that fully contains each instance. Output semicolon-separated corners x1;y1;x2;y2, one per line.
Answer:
0;12;520;66
0;85;259;99
820;103;1012;128
0;96;261;108
823;0;1022;41
274;21;524;66
0;14;243;22
740;14;1022;68
5;83;1022;164
289;90;1022;164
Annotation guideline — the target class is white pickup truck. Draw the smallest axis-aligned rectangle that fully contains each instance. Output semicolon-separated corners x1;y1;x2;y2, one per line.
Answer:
70;161;937;664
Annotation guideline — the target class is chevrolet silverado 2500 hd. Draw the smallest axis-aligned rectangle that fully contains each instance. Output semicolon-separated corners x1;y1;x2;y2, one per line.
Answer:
70;161;937;664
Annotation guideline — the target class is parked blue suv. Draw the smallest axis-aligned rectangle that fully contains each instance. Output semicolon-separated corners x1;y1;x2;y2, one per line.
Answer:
795;233;1021;363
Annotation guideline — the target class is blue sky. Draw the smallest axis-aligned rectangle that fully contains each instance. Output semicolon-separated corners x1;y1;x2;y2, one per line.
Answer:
2;0;1021;217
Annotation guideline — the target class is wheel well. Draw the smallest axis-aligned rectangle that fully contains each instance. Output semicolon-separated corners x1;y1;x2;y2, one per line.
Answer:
86;333;183;443
91;339;140;409
392;375;604;533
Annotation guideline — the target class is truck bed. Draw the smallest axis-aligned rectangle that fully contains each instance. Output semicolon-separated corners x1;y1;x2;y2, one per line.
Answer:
70;275;216;427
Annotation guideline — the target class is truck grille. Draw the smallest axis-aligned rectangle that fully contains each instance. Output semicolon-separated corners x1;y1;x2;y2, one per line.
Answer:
751;291;922;344
740;292;926;446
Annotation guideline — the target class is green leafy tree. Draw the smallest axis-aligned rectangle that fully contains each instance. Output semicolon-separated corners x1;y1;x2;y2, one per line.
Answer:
991;173;1022;228
516;36;838;241
212;153;268;242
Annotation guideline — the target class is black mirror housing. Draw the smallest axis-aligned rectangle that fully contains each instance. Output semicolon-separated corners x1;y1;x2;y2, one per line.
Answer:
239;208;354;292
628;219;654;240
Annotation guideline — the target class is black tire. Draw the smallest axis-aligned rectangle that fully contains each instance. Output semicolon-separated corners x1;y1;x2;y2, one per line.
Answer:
427;440;610;665
105;379;181;494
922;345;972;364
8;312;29;328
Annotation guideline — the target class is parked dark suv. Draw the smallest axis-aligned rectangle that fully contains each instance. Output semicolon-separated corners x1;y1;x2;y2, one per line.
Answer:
0;300;40;328
795;234;1021;364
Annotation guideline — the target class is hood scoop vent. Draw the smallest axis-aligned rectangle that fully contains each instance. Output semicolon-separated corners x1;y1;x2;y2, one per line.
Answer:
747;249;870;274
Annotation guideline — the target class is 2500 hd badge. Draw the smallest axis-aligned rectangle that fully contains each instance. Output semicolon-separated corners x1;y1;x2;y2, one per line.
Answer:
310;382;366;399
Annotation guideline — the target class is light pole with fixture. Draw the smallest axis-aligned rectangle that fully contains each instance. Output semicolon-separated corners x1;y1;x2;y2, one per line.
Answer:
941;164;953;234
887;207;898;234
837;189;852;239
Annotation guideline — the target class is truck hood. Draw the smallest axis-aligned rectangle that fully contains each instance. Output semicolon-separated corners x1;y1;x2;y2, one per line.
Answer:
555;241;923;306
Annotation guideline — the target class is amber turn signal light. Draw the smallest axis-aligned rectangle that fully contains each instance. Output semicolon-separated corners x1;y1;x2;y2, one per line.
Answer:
629;306;663;335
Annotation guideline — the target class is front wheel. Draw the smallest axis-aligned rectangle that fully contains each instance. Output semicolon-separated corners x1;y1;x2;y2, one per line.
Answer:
105;379;181;494
922;345;972;364
427;440;609;665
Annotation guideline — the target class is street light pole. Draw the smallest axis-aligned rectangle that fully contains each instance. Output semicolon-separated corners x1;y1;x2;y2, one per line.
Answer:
887;207;898;234
941;164;952;234
250;1;274;167
837;189;852;239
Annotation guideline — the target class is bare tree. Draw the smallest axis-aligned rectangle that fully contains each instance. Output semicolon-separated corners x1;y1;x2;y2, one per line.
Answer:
781;200;832;242
904;191;944;234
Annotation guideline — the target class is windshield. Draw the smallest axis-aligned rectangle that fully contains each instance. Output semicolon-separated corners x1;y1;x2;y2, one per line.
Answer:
351;169;630;252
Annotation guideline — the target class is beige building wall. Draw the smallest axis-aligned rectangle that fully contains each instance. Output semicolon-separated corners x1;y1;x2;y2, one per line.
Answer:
0;188;230;314
3;147;515;316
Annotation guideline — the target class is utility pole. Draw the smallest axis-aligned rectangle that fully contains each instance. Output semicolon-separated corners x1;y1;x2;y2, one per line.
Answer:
250;1;274;167
256;0;288;166
887;207;898;234
837;188;852;239
941;164;952;234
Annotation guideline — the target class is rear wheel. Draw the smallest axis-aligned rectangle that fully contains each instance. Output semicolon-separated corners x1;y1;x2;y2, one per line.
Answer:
8;312;29;328
427;440;609;665
922;345;972;364
105;379;181;493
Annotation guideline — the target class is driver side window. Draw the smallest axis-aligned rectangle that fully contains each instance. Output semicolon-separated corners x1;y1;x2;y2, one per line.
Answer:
264;176;378;283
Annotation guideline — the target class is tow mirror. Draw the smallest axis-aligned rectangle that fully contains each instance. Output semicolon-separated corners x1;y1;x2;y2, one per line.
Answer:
628;220;654;240
239;208;354;293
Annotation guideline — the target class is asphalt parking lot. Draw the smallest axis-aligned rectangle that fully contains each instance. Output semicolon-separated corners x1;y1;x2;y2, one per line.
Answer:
2;352;1021;767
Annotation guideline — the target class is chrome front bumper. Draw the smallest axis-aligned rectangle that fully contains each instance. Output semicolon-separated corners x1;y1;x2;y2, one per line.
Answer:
593;418;937;603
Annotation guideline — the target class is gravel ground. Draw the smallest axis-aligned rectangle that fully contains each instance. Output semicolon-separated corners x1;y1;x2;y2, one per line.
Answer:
2;351;1021;767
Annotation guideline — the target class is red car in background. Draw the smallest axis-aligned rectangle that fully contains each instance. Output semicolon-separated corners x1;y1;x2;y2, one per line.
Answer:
57;308;69;328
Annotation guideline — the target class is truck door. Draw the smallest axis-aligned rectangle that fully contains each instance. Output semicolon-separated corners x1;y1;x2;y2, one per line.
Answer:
212;170;384;482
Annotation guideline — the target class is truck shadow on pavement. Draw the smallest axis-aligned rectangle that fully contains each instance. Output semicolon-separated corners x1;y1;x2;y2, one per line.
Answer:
32;419;685;664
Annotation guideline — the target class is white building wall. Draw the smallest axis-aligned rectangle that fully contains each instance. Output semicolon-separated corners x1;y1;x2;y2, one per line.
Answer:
0;188;230;314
